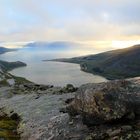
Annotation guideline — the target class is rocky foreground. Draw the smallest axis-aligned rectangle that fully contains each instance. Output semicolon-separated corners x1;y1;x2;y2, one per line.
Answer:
0;77;140;140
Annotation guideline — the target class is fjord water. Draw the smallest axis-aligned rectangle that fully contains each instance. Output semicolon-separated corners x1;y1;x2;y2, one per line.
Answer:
0;47;107;86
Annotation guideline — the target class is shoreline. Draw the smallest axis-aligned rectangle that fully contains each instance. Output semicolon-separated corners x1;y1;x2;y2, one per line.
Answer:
49;59;139;80
45;60;108;79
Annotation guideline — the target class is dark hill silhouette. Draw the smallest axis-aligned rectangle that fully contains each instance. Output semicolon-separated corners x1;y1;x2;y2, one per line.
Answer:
52;44;140;79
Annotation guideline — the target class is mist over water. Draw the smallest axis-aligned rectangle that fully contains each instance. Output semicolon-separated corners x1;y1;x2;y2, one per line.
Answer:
0;47;107;86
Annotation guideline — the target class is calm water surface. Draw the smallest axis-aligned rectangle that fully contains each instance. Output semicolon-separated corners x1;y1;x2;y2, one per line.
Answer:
0;48;107;86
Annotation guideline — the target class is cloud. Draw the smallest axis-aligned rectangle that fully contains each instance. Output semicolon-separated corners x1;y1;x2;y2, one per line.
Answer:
0;0;140;42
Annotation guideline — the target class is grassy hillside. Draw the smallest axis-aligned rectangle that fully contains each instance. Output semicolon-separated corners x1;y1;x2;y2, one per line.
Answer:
0;61;29;86
0;47;28;86
52;44;140;79
0;60;27;71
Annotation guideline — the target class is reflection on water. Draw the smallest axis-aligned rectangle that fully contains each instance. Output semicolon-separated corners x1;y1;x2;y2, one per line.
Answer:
0;48;107;86
10;61;107;86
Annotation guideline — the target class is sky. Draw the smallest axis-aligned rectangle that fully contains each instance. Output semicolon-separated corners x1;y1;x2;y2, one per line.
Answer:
0;0;140;50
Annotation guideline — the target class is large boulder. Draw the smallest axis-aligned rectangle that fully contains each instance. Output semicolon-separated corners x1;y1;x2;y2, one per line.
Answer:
67;80;140;126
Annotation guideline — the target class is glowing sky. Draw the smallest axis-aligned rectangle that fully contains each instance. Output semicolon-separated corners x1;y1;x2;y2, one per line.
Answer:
0;0;140;50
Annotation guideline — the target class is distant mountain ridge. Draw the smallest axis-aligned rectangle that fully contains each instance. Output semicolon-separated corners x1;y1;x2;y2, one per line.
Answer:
25;41;80;51
0;46;16;55
51;44;140;79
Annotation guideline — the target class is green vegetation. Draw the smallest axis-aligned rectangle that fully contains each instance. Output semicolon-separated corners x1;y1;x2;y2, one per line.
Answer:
0;71;31;87
0;117;20;140
0;60;27;71
13;76;32;85
0;79;9;86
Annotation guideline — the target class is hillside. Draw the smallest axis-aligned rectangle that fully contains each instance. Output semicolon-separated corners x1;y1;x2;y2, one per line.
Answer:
51;44;140;79
0;47;28;86
0;60;27;71
0;47;15;54
0;60;28;86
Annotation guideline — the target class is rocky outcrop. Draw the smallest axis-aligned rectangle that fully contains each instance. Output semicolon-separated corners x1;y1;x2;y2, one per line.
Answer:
65;80;140;139
0;78;140;140
11;83;77;95
0;92;90;140
67;80;140;125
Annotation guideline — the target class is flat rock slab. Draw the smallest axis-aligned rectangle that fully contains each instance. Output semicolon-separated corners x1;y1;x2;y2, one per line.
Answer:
0;91;88;140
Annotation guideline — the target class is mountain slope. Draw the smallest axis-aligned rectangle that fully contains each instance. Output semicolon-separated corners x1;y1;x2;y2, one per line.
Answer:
0;61;29;86
0;47;15;54
52;44;140;79
0;60;27;71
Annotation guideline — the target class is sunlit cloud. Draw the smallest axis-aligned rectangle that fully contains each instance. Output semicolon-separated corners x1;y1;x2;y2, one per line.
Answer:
111;41;140;49
0;41;32;48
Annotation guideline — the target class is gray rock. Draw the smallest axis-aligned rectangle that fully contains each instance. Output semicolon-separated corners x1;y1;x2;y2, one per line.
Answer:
67;80;140;126
0;91;89;140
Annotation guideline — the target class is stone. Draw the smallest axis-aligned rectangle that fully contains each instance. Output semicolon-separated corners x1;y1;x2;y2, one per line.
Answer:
121;125;132;132
107;129;121;137
66;80;140;126
65;98;74;104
